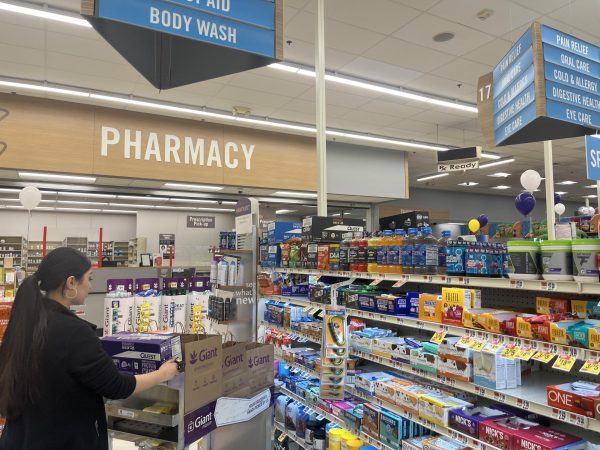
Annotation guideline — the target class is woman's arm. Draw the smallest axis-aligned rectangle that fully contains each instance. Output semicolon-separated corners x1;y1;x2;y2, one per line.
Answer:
133;361;179;395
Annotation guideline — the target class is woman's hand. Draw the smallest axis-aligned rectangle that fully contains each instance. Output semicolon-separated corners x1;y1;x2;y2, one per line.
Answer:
158;360;180;382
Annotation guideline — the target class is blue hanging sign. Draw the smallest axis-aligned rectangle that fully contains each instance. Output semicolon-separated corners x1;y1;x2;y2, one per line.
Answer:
586;135;600;180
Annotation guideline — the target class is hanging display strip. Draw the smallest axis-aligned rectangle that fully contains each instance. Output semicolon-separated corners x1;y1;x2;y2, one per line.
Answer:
350;350;595;432
278;386;391;450
261;267;600;294
348;309;595;363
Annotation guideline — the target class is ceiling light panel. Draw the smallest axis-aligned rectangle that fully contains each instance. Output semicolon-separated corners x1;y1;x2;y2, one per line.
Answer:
417;173;450;182
163;183;224;191
18;172;96;183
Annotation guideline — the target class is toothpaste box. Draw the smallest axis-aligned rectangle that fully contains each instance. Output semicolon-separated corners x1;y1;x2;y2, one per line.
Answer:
448;406;509;439
101;332;181;375
380;409;405;449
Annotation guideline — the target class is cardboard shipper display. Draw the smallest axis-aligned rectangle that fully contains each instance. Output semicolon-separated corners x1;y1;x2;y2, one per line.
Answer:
101;333;275;415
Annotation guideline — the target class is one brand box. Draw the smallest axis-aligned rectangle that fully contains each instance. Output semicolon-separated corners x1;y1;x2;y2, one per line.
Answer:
547;382;600;418
101;332;181;375
302;216;364;243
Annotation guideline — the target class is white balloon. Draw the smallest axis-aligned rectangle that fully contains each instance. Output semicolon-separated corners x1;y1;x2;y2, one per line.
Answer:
19;186;41;210
520;170;542;192
554;203;566;216
586;206;596;216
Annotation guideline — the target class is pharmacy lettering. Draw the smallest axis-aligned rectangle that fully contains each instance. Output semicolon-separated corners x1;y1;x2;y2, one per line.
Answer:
100;126;255;170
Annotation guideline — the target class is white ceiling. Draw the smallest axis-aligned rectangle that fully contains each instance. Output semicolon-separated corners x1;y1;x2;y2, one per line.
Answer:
0;0;599;203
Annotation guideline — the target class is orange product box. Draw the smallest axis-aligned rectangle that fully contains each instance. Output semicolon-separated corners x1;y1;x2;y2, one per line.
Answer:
441;288;471;327
317;244;330;271
536;320;581;345
419;294;442;323
536;297;570;315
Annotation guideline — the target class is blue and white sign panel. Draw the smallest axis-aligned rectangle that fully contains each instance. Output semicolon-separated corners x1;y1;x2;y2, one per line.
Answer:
493;28;536;145
585;135;600;180
97;0;276;58
542;25;600;130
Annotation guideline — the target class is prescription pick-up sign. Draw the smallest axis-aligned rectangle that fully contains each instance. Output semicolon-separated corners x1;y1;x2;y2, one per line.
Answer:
586;135;600;180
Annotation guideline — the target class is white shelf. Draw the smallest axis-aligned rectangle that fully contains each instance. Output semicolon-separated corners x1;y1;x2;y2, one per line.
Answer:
262;294;328;310
347;309;596;363
261;267;600;295
351;350;596;433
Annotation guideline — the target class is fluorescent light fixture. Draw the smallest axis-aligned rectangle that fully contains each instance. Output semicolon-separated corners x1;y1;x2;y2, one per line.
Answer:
276;209;296;214
479;158;516;169
458;182;479;186
59;192;116;199
584;195;598;199
331;213;342;217
417;173;450;182
196;207;235;212
0;1;92;27
235;117;316;133
488;172;511;178
481;152;501;160
103;209;137;214
327;130;448;151
221;201;237;205
555;191;568;195
0;80;90;97
446;222;467;225
55;207;102;212
256;197;303;204
109;203;156;209
56;200;109;206
274;191;317;198
557;180;577;185
169;198;217;204
270;63;478;113
0;188;22;193
585;184;597;189
154;205;201;211
18;172;96;183
491;185;511;190
163;183;224;191
117;195;170;202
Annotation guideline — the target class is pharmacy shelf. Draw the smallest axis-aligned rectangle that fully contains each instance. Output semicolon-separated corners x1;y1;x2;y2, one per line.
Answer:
350;350;597;433
279;386;392;450
274;422;307;449
346;387;500;450
213;248;253;255
261;267;600;295
347;309;597;363
262;294;329;310
261;322;322;345
284;361;320;378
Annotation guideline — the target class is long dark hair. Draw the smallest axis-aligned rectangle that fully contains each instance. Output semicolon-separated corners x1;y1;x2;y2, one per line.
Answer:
0;247;91;418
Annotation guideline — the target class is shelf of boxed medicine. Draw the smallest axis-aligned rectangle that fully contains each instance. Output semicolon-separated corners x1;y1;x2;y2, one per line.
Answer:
350;349;596;433
282;361;498;450
261;267;600;295
278;385;392;450
262;294;330;311
347;309;599;365
262;322;322;345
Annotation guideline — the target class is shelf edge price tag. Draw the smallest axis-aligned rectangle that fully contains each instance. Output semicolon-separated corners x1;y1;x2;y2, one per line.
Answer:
483;341;503;354
470;339;486;352
580;359;600;375
430;330;447;345
516;347;536;361
456;335;473;349
552;354;576;372
532;351;556;364
501;345;518;360
392;279;408;288
370;278;384;286
277;432;287;442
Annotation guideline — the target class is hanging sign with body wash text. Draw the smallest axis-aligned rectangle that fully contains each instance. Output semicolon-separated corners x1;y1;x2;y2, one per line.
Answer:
586;135;600;180
478;22;600;147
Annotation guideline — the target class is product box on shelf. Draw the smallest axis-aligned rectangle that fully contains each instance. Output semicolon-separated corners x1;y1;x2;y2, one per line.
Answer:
409;348;438;374
362;403;382;439
570;320;600;349
395;385;435;414
438;337;472;361
571;300;600;319
473;348;508;390
513;427;586;450
266;245;281;268
536;319;582;345
479;417;538;450
302;216;365;243
536;297;571;315
403;436;430;450
380;409;404;449
463;309;516;333
422;436;470;450
437;355;473;382
418;394;471;427
306;244;318;269
375;378;413;405
356;372;396;395
418;294;442;323
317;244;330;271
380;211;430;233
547;382;600;418
101;332;181;375
405;292;421;318
448;406;509;439
441;288;473;326
372;336;413;362
267;221;302;244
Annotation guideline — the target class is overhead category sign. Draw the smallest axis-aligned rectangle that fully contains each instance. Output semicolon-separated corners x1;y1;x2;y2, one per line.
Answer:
437;146;481;172
81;0;282;89
477;22;600;146
585;135;600;181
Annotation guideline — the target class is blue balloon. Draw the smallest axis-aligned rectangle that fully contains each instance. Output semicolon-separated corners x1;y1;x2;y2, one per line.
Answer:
554;193;561;205
477;214;489;228
515;192;536;216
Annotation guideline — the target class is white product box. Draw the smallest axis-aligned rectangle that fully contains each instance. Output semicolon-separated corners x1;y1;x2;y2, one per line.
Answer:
186;291;210;333
473;350;507;390
134;294;161;332
103;296;135;336
355;372;395;395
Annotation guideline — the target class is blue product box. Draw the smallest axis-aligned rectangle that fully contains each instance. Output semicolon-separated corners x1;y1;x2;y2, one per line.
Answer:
392;296;411;316
282;283;309;297
380;409;403;450
267;244;281;268
227;231;237;249
219;231;228;249
267;221;302;244
359;294;377;312
100;332;181;375
406;293;420;317
376;295;395;314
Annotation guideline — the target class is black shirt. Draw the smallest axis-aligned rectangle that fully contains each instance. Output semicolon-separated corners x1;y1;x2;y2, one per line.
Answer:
0;299;136;450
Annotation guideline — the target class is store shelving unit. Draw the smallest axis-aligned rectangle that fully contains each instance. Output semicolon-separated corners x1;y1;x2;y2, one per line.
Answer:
0;236;27;268
63;237;88;255
26;240;60;272
128;237;147;266
112;241;129;265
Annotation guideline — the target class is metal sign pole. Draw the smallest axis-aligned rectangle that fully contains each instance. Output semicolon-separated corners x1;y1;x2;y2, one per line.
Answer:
544;140;556;240
316;0;327;216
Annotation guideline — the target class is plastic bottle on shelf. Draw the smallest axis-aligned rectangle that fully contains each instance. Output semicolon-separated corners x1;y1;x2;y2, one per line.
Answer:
349;233;360;272
422;227;439;275
367;232;380;273
356;233;369;273
217;259;228;285
387;229;403;274
376;231;390;274
227;259;238;285
379;230;393;273
339;233;351;272
437;230;451;275
209;258;218;285
413;229;426;274
403;228;417;274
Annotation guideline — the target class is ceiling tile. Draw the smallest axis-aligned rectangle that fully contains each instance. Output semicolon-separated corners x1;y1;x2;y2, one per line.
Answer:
410;110;472;127
339;109;399;127
45;31;123;63
284;5;301;25
45;51;141;83
433;57;491;87
213;85;293;109
339;57;423;86
0;42;44;67
462;38;513;67
547;0;600;41
298;86;372;109
428;0;540;37
393;13;496;56
227;72;311;98
0;61;46;81
268;109;315;125
0;23;45;49
282;38;357;71
390;0;442;11
44;69;139;94
361;99;428;118
363;37;455;72
404;74;476;103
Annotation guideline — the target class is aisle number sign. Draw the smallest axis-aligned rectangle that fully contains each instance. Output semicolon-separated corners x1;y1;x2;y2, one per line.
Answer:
586;135;600;180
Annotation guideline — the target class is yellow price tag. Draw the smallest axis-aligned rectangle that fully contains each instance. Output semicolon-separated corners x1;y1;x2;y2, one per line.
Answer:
501;345;519;360
370;279;384;286
456;336;473;348
309;307;318;314
532;351;556;364
303;305;312;312
483;341;503;354
470;339;487;352
552;355;577;372
430;331;447;345
516;347;536;361
278;432;287;443
580;359;600;375
317;310;325;319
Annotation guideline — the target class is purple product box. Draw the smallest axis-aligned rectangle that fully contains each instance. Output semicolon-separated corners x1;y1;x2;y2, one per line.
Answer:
359;294;377;312
281;284;309;297
448;407;509;439
376;296;394;315
101;332;182;375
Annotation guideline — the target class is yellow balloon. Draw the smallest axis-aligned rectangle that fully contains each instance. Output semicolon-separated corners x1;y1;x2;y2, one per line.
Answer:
468;219;481;233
